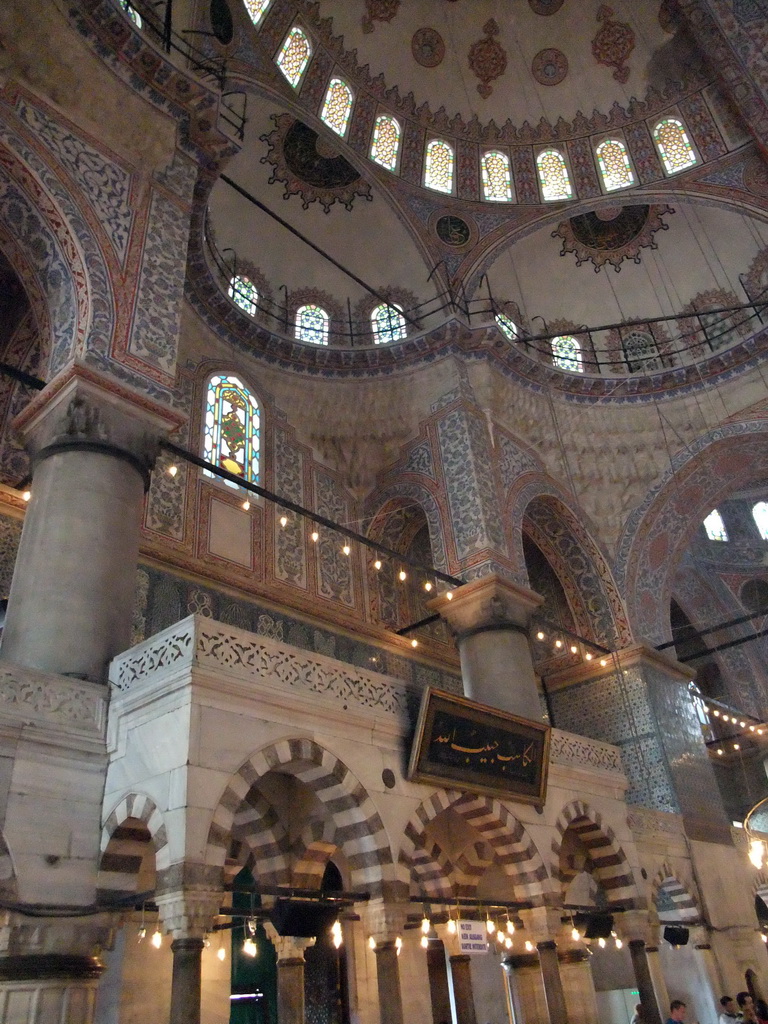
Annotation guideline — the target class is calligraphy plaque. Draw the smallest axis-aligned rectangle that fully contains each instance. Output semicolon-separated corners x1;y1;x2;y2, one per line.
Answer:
407;688;550;805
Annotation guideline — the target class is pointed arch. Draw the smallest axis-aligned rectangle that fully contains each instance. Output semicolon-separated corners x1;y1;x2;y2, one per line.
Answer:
482;151;513;202
321;78;354;138
371;115;401;172
202;372;261;486
537;149;572;201
291;819;339;889
277;25;312;89
98;793;170;899
551;800;641;908
653;118;697;175
424;140;454;194
651;865;700;922
398;790;551;904
595;139;635;192
206;739;394;892
409;840;456;900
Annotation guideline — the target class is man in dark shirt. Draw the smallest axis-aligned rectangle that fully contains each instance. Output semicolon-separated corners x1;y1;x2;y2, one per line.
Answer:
667;1000;687;1024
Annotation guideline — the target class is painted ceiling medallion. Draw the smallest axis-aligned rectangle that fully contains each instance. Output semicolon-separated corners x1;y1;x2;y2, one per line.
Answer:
592;5;635;84
412;27;445;68
531;47;568;87
436;215;471;247
468;19;508;98
552;204;673;272
528;0;565;13
658;0;680;34
362;0;400;35
260;114;372;212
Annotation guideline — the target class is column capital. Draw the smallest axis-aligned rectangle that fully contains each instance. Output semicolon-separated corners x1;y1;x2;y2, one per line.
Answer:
429;574;543;635
262;924;315;961
155;889;221;941
618;909;654;944
519;907;563;944
363;899;409;945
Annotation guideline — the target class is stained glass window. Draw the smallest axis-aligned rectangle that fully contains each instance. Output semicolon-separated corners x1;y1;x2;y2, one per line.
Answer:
371;115;401;172
704;509;728;541
277;26;311;89
537;149;573;201
552;335;583;372
481;151;512;202
623;330;659;372
228;275;258;317
296;304;329;345
371;304;407;344
320;78;353;138
203;375;260;487
753;502;768;541
596;139;635;192
653;118;697;175
243;0;271;26
119;0;142;27
495;313;518;340
424;140;454;194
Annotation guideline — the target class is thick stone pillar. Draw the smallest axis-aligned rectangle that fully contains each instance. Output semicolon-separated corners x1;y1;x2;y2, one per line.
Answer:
426;942;452;1024
1;374;176;682
0;922;108;1024
557;949;599;1024
628;941;662;1024
156;885;221;1024
365;900;408;1024
448;954;478;1024
646;946;670;1021
430;575;543;719
538;942;568;1024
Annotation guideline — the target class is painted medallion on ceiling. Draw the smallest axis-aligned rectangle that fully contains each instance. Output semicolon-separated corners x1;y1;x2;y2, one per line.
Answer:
412;27;445;67
592;5;635;83
531;48;569;86
468;19;508;98
552;204;673;272
260;114;372;212
529;0;565;12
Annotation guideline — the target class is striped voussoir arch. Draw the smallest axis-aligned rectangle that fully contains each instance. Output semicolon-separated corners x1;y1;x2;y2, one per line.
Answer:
291;819;338;889
399;790;550;903
410;839;455;899
552;801;639;908
652;865;699;922
98;794;170;900
206;738;394;892
232;787;291;885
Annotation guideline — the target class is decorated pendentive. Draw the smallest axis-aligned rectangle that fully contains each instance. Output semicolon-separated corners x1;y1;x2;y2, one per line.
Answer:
531;47;568;87
412;27;445;68
362;0;400;34
552;204;674;272
468;19;508;98
260;114;372;212
592;5;635;83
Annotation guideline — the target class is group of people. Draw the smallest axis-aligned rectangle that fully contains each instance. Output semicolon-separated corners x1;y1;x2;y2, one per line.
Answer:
630;993;768;1024
718;993;768;1024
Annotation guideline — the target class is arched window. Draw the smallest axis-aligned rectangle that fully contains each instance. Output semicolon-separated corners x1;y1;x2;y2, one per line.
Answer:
119;0;142;27
653;118;697;175
753;502;768;540
371;304;407;344
228;275;258;317
495;312;518;341
703;509;728;541
552;335;582;372
370;115;401;172
321;78;353;138
277;26;311;88
424;140;454;194
243;0;271;25
596;139;635;192
295;304;329;345
537;149;573;201
203;374;260;487
482;151;512;202
623;330;659;372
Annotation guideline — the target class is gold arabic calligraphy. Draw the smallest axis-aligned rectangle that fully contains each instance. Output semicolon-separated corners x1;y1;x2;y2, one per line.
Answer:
434;730;535;768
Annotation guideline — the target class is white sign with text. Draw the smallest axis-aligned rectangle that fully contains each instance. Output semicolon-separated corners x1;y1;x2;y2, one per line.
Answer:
458;920;488;955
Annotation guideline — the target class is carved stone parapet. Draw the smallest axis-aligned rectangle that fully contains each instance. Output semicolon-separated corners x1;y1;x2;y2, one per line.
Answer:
0;662;106;737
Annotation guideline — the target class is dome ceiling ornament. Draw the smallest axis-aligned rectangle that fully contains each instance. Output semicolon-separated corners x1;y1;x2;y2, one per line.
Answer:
260;114;372;212
552;204;674;272
361;0;400;34
528;0;565;13
411;27;445;68
591;5;636;84
658;0;681;34
531;48;569;87
467;19;508;98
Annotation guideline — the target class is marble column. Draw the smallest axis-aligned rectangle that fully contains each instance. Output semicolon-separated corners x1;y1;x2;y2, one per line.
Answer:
557;949;600;1024
265;929;315;1024
169;938;204;1024
645;946;669;1021
426;942;452;1024
155;885;221;1024
430;575;544;719
365;900;408;1024
0;375;175;682
448;954;478;1024
629;941;662;1024
537;942;568;1024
